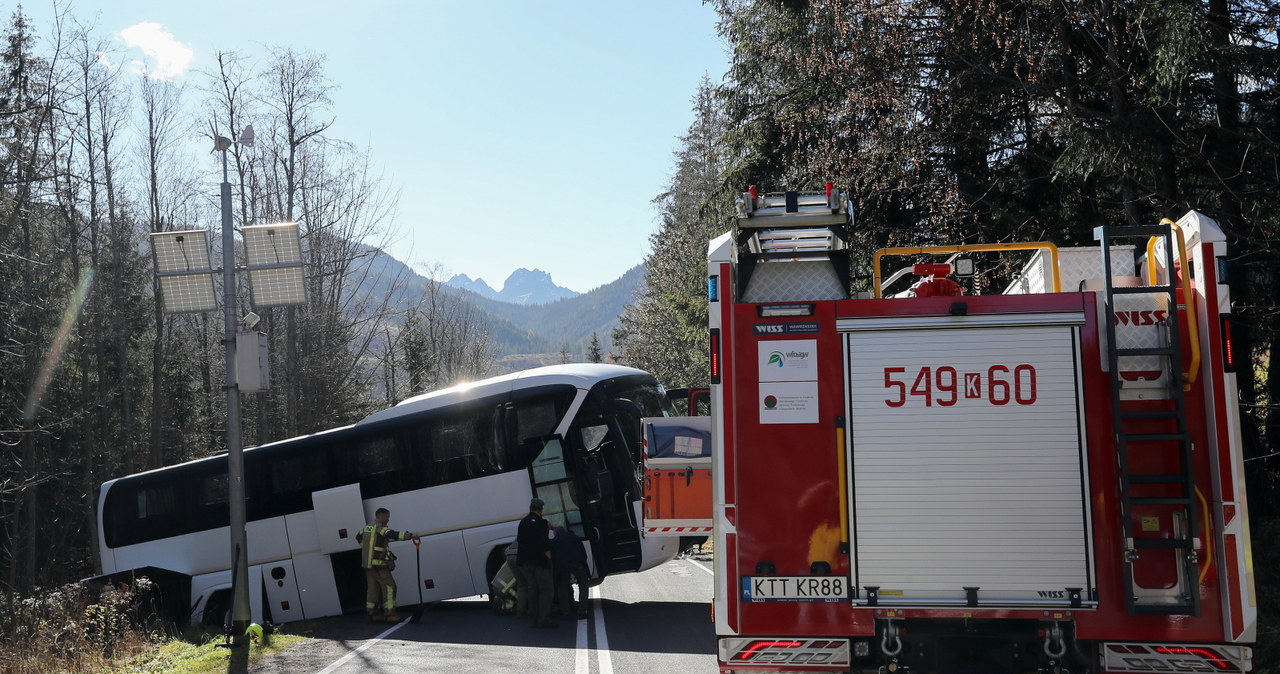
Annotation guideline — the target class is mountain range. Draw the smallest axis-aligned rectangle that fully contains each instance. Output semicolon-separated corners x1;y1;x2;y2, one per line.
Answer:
361;247;644;372
446;269;579;305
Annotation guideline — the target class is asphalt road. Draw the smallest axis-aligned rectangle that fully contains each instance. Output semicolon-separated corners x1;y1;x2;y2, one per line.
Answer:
251;553;718;674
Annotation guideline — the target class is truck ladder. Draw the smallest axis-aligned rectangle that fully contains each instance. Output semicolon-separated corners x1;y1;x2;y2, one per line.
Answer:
734;186;853;303
1099;223;1200;617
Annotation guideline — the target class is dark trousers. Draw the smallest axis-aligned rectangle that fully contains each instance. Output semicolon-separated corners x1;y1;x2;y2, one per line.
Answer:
519;563;554;625
555;561;590;616
512;562;531;617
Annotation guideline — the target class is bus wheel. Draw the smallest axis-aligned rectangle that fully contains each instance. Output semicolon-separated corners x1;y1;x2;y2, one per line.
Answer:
202;589;232;628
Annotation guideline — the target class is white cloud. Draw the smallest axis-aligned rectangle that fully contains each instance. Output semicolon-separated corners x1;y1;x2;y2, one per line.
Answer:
95;51;117;71
118;22;194;79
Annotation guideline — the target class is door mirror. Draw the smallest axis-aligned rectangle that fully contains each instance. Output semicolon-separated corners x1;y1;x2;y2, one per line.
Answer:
580;425;608;452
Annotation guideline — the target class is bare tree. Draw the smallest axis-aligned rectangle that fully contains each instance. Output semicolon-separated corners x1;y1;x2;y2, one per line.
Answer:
397;265;496;397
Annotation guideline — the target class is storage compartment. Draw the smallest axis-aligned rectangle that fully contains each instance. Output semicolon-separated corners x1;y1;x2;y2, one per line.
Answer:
642;416;713;535
842;316;1094;605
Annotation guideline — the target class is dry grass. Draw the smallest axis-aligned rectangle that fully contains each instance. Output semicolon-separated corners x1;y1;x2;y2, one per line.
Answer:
0;579;167;674
0;579;306;674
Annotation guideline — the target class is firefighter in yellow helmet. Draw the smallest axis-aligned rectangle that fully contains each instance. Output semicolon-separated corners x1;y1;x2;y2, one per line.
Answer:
357;507;419;622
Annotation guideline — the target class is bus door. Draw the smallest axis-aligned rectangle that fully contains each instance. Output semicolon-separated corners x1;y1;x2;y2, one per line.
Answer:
530;437;588;540
567;401;645;574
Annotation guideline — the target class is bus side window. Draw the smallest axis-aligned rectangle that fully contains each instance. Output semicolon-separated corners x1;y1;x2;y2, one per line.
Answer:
135;483;182;541
508;397;568;466
358;436;406;496
193;472;230;531
266;446;333;516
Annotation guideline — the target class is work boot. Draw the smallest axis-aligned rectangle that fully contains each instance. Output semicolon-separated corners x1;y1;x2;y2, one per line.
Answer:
370;614;384;623
384;614;402;623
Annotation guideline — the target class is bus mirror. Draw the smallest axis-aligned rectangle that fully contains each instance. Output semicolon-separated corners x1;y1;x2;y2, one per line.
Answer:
581;425;608;452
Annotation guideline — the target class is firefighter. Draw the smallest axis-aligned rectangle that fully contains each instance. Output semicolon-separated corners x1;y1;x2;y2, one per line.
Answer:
357;507;420;622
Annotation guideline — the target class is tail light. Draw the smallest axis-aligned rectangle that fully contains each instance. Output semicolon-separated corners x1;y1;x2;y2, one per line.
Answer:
709;329;721;384
1103;642;1250;672
1221;315;1236;372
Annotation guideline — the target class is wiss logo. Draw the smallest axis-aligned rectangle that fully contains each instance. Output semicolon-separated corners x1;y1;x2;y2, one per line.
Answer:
1037;590;1065;598
754;324;786;334
1114;310;1169;326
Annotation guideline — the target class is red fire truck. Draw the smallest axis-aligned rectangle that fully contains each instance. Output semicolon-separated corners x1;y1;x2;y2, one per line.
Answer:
708;186;1256;673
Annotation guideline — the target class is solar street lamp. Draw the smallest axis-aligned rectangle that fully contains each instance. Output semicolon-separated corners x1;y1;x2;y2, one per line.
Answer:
148;123;305;647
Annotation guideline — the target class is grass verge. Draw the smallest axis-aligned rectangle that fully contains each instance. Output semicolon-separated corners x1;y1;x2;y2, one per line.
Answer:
105;633;309;674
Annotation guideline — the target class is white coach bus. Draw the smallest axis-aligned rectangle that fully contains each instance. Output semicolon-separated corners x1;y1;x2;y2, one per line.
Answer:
94;364;680;626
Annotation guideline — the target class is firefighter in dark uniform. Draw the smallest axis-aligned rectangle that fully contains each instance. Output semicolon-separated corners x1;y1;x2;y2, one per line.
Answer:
357;507;419;622
516;498;556;628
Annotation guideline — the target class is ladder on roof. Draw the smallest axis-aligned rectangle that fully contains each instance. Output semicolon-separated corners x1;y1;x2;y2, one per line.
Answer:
733;186;854;303
1099;223;1200;617
736;186;850;256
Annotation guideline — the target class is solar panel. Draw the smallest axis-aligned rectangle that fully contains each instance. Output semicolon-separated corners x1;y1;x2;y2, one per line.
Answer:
158;273;219;313
247;266;306;307
151;229;213;273
242;223;306;307
243;223;302;267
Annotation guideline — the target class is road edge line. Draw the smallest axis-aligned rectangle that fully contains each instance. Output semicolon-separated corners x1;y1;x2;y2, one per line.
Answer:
313;620;408;674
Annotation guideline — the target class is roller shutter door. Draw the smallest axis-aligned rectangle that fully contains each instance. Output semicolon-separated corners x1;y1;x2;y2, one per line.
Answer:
844;318;1092;605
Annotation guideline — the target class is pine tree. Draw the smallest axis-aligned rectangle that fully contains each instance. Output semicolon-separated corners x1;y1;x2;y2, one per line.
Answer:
586;332;603;363
615;77;732;388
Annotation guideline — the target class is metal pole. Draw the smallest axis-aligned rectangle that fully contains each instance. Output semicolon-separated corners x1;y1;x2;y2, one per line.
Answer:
222;148;251;642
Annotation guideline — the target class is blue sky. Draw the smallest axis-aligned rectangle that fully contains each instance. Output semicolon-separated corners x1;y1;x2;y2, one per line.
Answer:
18;1;730;293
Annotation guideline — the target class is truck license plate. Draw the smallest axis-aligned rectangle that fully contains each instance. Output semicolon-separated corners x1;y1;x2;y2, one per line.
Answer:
742;576;849;602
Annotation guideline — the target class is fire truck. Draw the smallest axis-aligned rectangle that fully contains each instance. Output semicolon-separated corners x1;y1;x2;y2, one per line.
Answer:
707;186;1256;673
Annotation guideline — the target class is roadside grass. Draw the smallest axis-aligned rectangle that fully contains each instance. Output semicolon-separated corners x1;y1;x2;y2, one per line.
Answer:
106;633;309;674
0;578;311;674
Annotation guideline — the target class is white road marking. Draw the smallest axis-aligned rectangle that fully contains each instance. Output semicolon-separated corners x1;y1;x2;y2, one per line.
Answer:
575;610;589;674
313;620;408;674
591;585;614;674
686;558;714;576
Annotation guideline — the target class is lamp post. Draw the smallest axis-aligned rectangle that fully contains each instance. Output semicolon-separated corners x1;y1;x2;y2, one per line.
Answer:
154;125;302;645
214;126;254;644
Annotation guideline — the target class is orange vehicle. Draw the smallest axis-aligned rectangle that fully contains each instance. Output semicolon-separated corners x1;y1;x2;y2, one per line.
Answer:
642;416;713;543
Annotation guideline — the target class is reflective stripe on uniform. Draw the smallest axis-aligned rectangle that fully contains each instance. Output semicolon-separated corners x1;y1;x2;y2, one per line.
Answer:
360;522;412;568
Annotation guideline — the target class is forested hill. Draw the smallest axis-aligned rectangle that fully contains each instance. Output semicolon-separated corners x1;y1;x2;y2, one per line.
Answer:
463;264;646;356
363;247;644;358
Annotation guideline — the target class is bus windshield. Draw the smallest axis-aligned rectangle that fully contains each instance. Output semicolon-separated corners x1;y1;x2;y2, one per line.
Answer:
599;377;677;418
